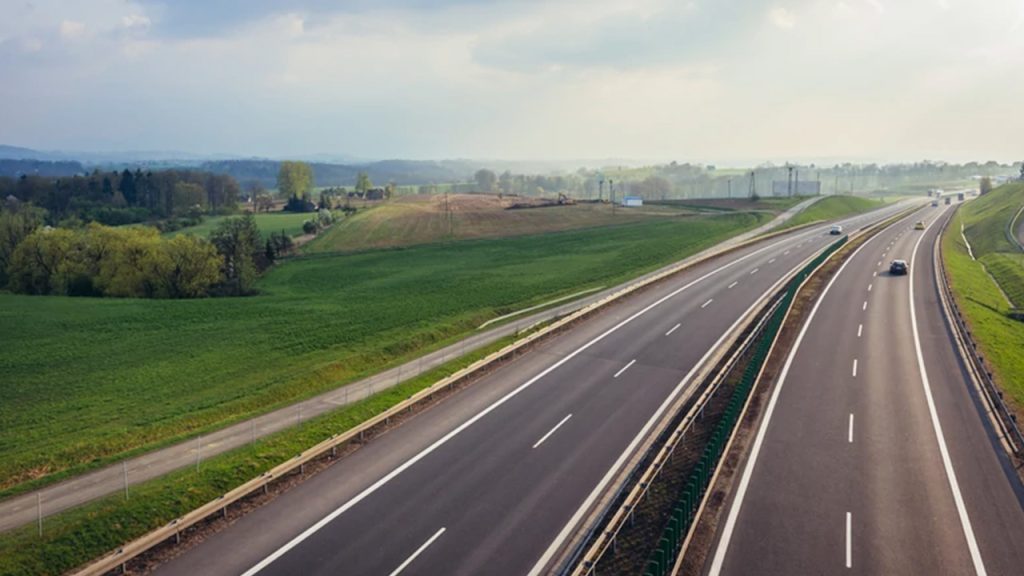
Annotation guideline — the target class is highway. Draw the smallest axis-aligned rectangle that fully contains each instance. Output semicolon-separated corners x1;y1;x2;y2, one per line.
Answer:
707;204;1024;575
153;202;910;576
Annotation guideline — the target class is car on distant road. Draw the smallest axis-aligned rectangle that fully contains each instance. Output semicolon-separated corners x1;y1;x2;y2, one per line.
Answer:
932;200;940;207
914;221;925;230
889;259;908;275
829;225;843;235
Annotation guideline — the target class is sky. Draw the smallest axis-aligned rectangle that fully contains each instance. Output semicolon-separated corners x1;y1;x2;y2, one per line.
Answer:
1;0;1023;165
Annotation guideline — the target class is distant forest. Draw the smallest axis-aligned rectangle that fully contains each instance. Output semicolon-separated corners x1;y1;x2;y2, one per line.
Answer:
0;169;239;226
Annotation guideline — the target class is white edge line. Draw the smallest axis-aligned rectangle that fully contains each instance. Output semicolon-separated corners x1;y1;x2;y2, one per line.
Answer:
665;323;681;336
242;219;810;576
387;527;446;576
707;216;887;576
908;211;987;575
533;414;573;449
613;359;636;379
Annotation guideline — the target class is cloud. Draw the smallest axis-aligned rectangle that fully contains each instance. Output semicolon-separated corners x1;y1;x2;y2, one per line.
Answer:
768;6;796;29
59;20;86;40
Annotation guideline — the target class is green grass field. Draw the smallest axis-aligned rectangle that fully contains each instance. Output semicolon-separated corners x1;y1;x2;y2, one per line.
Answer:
779;195;889;230
943;208;1024;409
305;194;694;254
957;183;1024;307
166;211;313;238
0;211;769;496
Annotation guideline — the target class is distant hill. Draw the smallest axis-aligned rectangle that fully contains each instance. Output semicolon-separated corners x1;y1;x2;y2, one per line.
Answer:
200;159;475;189
0;159;86;178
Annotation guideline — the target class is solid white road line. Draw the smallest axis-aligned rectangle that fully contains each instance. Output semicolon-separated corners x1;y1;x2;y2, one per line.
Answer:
665;323;681;336
848;414;854;443
908;212;987;575
728;281;738;289
702;298;714;308
707;218;887;576
852;359;858;378
238;222;853;576
388;528;446;576
613;360;636;379
862;301;868;311
533;414;573;449
750;268;759;275
857;324;863;338
846;512;852;568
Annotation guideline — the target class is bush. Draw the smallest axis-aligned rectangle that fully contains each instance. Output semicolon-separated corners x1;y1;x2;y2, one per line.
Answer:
302;220;317;235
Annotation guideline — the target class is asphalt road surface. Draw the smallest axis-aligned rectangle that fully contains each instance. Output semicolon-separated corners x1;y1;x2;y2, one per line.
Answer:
0;197;826;534
707;205;1024;575
153;202;911;576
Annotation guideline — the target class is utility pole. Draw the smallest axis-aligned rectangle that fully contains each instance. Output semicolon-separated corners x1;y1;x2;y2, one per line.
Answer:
610;179;616;216
598;178;605;202
787;164;794;197
728;177;732;199
794;168;799;196
749;170;756;198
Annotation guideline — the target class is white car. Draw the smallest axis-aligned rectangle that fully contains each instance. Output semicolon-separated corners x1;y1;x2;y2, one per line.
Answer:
829;225;843;235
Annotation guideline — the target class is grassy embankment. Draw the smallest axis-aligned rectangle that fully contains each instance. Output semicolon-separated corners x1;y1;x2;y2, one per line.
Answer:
166;211;312;238
778;194;890;230
0;210;771;499
942;183;1024;408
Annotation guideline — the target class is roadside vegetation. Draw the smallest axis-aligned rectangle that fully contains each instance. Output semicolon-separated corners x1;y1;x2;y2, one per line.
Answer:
166;211;311;239
943;198;1024;408
957;183;1024;307
0;211;770;497
779;194;888;230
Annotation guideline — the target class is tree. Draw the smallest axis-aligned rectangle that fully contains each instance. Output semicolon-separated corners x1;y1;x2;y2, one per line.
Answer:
172;181;206;215
499;171;512;196
0;203;46;287
1019;163;1023;181
980;176;993;195
277;161;314;200
161;235;222;298
254;193;275;213
355;172;372;196
475;169;497;193
209;214;261;295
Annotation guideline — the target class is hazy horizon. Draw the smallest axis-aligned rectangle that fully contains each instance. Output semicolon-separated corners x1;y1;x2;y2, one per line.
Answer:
3;0;1023;164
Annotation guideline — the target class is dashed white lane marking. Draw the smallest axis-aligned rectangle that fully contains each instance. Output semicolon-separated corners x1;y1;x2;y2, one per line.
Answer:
852;359;858;377
388;527;446;576
862;301;868;311
768;258;776;264
613;359;636;379
873;271;877;277
857;324;863;338
665;323;681;336
728;281;738;289
533;414;573;449
750;268;759;275
846;513;852;568
868;284;873;292
849;414;854;443
702;298;714;308
784;250;791;255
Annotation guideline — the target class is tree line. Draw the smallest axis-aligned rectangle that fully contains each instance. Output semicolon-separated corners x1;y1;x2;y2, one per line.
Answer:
1;197;276;299
0;169;240;227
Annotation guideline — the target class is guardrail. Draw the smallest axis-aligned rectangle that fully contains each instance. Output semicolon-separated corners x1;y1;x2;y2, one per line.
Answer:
72;203;852;575
936;207;1024;454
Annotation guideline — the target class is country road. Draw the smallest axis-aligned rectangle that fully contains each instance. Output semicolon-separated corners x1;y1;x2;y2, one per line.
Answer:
707;204;1024;575
0;196;826;533
151;201;910;576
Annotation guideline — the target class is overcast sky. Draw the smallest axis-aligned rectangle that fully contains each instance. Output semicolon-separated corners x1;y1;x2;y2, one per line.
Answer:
1;0;1022;164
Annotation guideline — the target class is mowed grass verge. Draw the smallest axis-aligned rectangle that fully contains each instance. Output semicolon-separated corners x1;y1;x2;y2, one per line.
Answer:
0;211;770;497
0;334;519;576
166;211;312;238
780;195;889;230
958;183;1024;307
943;208;1024;408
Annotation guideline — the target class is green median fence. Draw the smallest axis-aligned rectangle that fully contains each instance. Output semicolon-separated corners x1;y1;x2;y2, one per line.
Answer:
641;236;846;576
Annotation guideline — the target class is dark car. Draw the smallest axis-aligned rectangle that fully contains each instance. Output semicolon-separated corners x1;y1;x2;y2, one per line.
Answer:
889;259;908;275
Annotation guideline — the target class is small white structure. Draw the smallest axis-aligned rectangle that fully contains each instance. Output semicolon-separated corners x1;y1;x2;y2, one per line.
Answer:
622;196;643;207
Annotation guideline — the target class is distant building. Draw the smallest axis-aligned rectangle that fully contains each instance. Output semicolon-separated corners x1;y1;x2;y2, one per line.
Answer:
365;187;386;200
622;196;643;207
